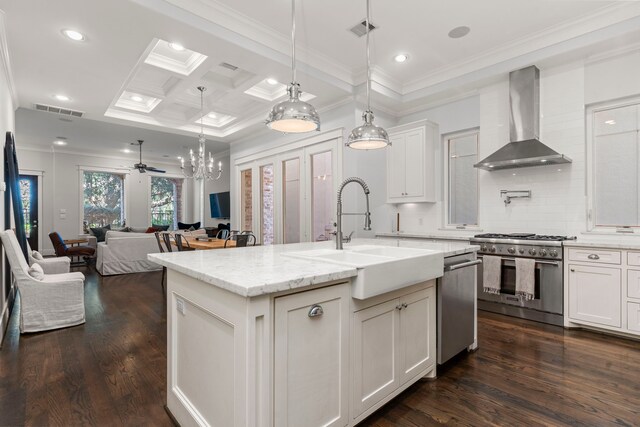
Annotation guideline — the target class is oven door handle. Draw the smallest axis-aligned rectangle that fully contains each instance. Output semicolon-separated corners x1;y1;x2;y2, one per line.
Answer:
477;256;559;266
444;259;482;272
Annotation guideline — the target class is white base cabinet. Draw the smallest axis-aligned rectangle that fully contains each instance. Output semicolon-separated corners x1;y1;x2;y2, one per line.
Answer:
166;270;437;427
564;247;640;339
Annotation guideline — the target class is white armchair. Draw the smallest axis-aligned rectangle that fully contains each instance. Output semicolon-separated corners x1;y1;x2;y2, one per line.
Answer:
26;241;71;274
0;229;85;333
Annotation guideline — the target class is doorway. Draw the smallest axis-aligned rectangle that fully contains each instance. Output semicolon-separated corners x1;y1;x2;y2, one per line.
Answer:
19;174;39;250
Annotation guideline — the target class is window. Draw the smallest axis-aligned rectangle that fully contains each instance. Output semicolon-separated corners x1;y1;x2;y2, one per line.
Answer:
83;171;125;230
588;100;640;230
445;130;479;227
151;177;183;229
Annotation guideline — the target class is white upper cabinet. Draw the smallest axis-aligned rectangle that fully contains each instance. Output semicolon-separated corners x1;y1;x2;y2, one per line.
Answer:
386;120;438;203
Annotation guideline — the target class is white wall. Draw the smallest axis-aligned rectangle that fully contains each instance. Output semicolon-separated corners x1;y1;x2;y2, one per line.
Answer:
0;10;15;344
16;147;194;254
203;151;230;227
375;48;640;236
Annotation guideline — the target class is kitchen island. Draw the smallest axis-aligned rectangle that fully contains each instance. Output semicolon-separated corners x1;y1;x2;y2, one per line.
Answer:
149;238;478;427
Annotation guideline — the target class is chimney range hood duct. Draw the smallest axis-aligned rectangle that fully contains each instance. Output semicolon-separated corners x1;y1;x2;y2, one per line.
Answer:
474;66;572;171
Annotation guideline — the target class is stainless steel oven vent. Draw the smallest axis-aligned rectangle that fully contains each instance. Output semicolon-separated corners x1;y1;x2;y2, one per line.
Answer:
474;66;572;171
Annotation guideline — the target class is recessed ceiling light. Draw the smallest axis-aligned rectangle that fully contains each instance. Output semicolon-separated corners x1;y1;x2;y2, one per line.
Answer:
122;148;132;153
177;156;183;160
169;42;185;51
54;94;70;101
605;119;616;125
266;78;279;85
131;95;144;102
208;113;217;118
53;140;67;146
448;26;471;39
62;29;85;41
394;54;409;63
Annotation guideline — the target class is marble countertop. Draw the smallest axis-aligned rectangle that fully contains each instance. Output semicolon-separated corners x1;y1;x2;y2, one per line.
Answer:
149;238;478;297
564;237;640;250
376;231;475;241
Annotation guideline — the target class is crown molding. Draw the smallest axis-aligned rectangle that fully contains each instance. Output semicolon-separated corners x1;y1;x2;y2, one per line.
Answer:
584;40;640;65
0;11;18;109
402;2;640;95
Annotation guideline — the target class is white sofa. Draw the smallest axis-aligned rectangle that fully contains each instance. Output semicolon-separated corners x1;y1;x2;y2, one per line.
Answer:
96;231;162;276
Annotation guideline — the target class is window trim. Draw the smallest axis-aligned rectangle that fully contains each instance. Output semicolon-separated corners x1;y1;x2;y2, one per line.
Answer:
586;96;640;233
78;166;129;234
442;128;480;230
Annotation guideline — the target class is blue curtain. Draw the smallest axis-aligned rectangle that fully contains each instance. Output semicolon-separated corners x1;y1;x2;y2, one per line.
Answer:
4;132;28;261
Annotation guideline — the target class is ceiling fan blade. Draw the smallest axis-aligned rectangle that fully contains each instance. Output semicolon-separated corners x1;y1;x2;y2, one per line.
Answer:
146;166;166;173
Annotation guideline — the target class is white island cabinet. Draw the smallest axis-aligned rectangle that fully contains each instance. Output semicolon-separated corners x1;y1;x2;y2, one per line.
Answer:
150;239;473;427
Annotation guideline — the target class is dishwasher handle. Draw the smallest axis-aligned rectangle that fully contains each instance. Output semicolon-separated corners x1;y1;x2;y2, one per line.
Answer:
444;259;482;272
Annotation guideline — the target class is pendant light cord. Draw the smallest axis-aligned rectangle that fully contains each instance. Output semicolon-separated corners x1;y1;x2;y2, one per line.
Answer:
199;87;204;135
366;0;371;112
291;0;296;84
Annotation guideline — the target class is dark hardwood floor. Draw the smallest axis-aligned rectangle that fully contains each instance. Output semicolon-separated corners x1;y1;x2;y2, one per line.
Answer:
1;267;639;426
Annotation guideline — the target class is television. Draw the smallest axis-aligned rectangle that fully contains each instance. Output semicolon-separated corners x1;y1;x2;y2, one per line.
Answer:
209;191;230;218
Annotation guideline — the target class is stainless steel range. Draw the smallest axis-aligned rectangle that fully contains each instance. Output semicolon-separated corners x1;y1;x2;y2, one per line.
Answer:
471;233;576;326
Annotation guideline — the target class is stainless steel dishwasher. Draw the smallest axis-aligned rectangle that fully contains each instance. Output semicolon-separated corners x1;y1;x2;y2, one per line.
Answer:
438;253;481;364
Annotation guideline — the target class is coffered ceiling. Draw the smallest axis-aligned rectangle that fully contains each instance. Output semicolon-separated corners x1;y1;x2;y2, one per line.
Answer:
2;0;640;157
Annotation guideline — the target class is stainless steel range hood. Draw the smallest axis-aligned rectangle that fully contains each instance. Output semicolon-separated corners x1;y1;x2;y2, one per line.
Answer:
474;66;572;171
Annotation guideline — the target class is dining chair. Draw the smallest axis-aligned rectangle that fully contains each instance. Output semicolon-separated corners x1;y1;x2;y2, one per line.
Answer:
225;234;249;248
216;229;230;240
161;233;174;253
154;232;166;294
174;233;195;251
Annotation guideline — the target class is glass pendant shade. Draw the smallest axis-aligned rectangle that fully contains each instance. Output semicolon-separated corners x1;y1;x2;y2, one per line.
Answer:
266;83;320;133
347;0;390;150
347;110;389;150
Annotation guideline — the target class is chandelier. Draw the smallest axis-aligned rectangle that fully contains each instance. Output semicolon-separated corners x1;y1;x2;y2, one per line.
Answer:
181;86;223;180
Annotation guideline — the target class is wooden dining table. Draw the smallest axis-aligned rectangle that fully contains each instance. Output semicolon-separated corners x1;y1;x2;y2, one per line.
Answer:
182;236;235;250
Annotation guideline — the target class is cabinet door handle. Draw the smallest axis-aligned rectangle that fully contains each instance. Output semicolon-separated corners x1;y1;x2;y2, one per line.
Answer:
396;304;403;310
402;303;408;309
570;268;575;272
587;254;600;260
308;304;324;318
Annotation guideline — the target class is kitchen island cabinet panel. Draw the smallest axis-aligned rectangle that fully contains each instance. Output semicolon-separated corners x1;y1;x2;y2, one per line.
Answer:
274;283;350;427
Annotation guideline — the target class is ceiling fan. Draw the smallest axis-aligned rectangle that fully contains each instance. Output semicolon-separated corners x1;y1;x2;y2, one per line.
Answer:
132;140;165;173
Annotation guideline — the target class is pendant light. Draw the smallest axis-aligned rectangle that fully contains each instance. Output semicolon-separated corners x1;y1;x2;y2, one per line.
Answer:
346;0;390;150
265;0;320;133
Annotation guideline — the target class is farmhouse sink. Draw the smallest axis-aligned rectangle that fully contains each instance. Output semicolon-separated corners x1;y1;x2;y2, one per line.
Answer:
284;245;444;299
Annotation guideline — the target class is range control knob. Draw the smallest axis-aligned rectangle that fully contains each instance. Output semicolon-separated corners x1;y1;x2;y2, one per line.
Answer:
549;249;558;257
481;245;488;251
529;248;537;256
519;248;525;254
490;246;497;253
539;249;547;256
507;247;516;254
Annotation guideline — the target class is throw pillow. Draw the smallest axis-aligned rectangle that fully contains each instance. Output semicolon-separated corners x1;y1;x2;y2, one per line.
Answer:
178;221;200;230
32;250;44;260
152;224;170;231
90;224;111;242
28;263;45;280
217;223;230;231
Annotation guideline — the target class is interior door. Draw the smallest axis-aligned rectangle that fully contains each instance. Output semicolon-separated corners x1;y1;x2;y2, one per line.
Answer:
19;175;39;250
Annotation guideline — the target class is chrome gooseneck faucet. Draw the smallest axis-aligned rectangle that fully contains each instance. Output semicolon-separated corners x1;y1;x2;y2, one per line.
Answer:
335;177;372;250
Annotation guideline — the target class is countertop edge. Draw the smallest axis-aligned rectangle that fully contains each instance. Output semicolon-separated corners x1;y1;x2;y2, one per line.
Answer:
376;232;473;241
563;240;640;250
148;253;359;297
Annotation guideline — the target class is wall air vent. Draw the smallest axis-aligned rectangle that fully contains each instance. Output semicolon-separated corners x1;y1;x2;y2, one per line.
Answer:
219;62;238;71
34;103;84;117
349;20;376;37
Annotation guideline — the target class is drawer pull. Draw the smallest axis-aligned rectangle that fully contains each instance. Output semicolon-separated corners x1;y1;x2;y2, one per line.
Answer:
588;254;600;260
570;269;575;272
308;304;324;318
